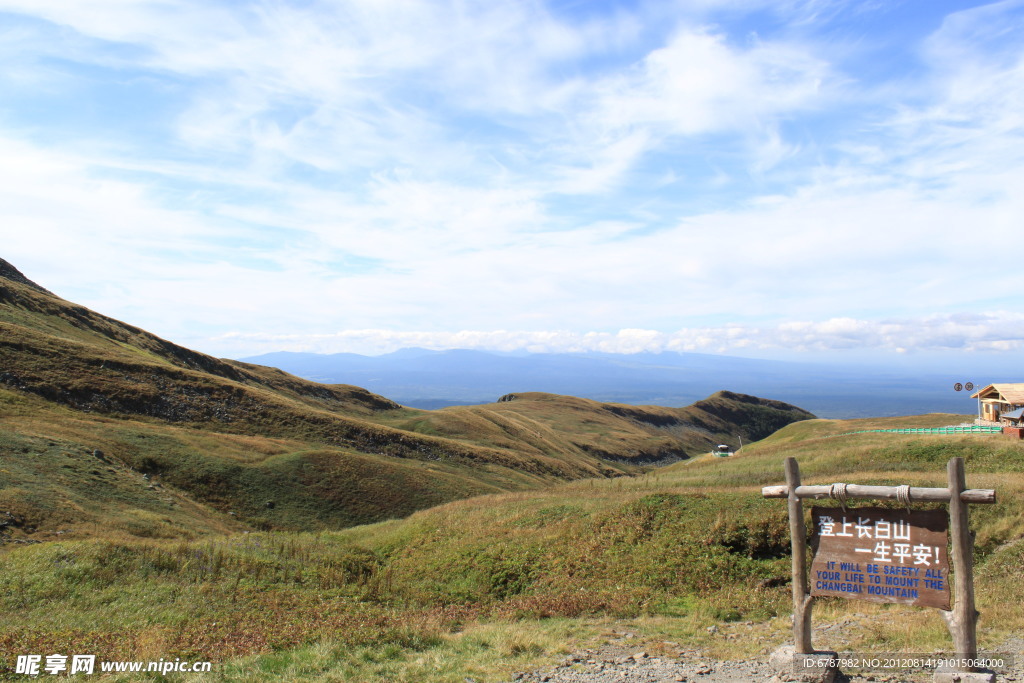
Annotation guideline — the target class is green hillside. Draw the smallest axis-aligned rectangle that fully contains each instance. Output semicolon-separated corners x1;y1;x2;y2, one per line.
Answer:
385;390;808;467
2;414;1021;682
0;257;812;541
8;257;1016;682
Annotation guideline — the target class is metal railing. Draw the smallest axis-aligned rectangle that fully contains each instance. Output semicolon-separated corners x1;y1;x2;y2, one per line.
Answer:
825;425;1002;438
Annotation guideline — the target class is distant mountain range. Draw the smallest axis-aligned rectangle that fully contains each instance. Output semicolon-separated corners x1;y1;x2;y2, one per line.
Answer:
240;348;992;418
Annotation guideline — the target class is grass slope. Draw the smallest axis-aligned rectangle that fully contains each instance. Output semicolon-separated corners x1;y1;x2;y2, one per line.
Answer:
2;414;1022;682
0;257;812;538
0;386;520;542
386;390;812;467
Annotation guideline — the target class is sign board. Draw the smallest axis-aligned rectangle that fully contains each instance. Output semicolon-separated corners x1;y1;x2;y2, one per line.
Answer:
809;507;950;610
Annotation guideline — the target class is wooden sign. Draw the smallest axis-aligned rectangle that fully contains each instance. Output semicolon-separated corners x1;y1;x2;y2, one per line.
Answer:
809;507;950;610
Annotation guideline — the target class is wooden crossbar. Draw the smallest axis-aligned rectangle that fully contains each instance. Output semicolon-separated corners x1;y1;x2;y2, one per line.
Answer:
761;484;996;504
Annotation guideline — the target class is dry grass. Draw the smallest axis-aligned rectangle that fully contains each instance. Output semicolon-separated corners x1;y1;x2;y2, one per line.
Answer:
4;274;1023;680
3;270;813;542
2;415;1023;681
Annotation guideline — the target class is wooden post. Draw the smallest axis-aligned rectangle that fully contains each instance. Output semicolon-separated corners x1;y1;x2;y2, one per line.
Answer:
943;457;979;669
785;457;813;653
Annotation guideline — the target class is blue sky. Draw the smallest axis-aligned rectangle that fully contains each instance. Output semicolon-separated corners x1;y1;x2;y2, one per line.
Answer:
1;0;1023;360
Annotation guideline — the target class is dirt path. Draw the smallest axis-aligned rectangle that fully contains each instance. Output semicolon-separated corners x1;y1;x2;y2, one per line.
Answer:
507;627;1024;683
510;645;775;682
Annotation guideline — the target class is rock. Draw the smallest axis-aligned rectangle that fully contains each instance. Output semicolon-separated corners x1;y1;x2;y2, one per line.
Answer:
769;645;839;683
769;646;796;671
934;670;995;682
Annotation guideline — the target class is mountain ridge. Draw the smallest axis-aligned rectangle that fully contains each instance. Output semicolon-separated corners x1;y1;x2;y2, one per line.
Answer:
0;257;814;540
0;257;54;295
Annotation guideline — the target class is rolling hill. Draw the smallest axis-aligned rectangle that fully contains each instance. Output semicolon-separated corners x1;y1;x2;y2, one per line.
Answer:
1;410;1021;682
0;257;813;542
2;256;1020;682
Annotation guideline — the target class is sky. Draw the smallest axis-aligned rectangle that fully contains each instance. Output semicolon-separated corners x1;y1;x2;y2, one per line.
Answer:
1;0;1023;362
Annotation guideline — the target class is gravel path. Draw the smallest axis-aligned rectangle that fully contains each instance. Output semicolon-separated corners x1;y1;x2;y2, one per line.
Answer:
504;627;1024;683
509;646;775;682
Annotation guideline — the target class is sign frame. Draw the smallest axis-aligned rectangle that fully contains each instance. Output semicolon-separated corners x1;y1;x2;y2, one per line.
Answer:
762;457;996;677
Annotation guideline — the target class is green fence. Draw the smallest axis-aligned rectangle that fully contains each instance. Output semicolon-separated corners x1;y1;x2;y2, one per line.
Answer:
826;425;1002;438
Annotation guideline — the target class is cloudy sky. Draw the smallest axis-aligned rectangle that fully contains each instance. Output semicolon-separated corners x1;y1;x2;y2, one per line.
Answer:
2;0;1023;360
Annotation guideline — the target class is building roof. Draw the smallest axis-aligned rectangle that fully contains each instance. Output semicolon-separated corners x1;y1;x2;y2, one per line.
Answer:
971;383;1024;403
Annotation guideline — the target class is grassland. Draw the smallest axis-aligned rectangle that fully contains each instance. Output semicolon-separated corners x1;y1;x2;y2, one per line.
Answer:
0;261;812;539
2;416;1022;681
3;259;1019;680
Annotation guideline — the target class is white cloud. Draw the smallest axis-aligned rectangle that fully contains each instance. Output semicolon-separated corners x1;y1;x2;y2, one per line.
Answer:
1;1;1023;362
543;27;830;191
212;312;1024;357
4;118;1021;356
0;0;833;190
595;30;826;136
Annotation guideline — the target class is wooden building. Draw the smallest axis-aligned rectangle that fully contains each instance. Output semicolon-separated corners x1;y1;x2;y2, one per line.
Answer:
971;383;1024;424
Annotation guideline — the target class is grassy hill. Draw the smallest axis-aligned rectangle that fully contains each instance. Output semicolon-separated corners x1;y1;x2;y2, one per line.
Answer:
2;413;1022;681
0;257;812;542
383;390;807;467
13;256;1017;681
